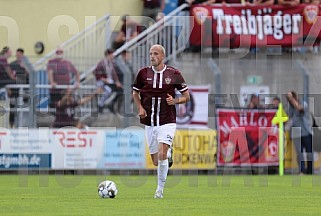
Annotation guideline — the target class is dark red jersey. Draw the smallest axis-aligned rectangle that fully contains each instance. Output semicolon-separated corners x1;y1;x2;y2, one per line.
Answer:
93;59;119;82
53;100;79;128
0;57;10;80
143;0;162;8
47;58;78;85
133;65;188;126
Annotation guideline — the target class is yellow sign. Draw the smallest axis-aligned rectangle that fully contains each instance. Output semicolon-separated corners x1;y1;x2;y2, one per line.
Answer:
272;103;288;125
146;130;217;169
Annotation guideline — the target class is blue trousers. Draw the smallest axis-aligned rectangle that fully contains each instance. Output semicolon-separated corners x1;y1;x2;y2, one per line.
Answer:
292;134;313;174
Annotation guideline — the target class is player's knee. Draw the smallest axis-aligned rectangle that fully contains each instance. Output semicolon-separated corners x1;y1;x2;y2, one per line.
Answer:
158;151;167;160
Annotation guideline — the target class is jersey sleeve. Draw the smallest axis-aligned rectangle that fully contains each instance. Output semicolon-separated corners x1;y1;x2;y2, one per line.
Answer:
133;69;144;92
174;70;188;93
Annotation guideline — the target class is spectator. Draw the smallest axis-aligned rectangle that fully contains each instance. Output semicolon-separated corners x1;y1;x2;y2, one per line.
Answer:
278;0;300;6
243;0;255;5
192;0;217;4
177;0;194;51
286;91;313;175
9;48;29;91
9;48;30;128
120;50;134;83
266;96;280;108
93;49;122;113
221;0;243;3
47;47;80;108
0;46;16;89
178;0;194;8
113;15;141;49
53;88;101;129
141;0;165;28
254;0;275;5
178;0;194;15
154;12;173;56
271;96;280;108
247;94;263;108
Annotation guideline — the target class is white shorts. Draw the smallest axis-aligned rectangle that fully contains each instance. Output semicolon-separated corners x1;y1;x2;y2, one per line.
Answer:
145;123;176;154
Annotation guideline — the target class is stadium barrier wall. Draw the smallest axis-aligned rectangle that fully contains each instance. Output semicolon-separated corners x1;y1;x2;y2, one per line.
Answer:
0;128;215;170
1;128;321;171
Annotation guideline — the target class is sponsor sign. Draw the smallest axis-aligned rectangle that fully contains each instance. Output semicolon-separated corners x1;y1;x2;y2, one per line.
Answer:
52;129;104;169
0;128;51;153
146;130;217;169
216;108;279;166
176;85;209;129
100;128;146;169
0;154;51;169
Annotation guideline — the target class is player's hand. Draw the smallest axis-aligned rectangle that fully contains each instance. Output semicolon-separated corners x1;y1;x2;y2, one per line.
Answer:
138;106;147;119
166;93;176;105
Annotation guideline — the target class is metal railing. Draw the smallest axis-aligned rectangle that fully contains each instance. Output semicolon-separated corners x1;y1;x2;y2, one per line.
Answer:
3;84;97;128
34;14;111;78
113;3;190;73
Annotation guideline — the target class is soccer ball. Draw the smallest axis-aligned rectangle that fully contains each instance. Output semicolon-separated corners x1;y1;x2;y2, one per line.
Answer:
98;180;118;198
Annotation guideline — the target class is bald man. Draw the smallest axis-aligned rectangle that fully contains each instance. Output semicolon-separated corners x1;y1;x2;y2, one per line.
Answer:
133;44;190;198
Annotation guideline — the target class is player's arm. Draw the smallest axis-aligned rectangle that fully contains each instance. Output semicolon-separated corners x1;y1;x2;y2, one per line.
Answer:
176;90;190;104
133;90;147;118
166;90;190;105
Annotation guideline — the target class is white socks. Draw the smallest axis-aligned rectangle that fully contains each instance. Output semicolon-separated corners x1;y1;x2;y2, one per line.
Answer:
157;159;168;192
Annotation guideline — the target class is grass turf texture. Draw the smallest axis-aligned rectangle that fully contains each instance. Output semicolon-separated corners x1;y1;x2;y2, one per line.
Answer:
0;175;321;216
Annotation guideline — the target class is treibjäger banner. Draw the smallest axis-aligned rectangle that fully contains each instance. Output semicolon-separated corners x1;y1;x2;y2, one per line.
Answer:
190;4;321;48
216;108;279;166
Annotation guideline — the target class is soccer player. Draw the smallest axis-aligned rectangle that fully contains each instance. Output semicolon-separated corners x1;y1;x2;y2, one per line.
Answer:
132;44;190;198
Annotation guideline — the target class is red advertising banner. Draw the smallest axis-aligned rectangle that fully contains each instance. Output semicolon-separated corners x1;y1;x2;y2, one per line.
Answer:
216;108;279;166
190;4;321;48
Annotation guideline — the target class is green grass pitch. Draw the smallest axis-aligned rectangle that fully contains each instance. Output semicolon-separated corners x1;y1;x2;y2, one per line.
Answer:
0;174;321;216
